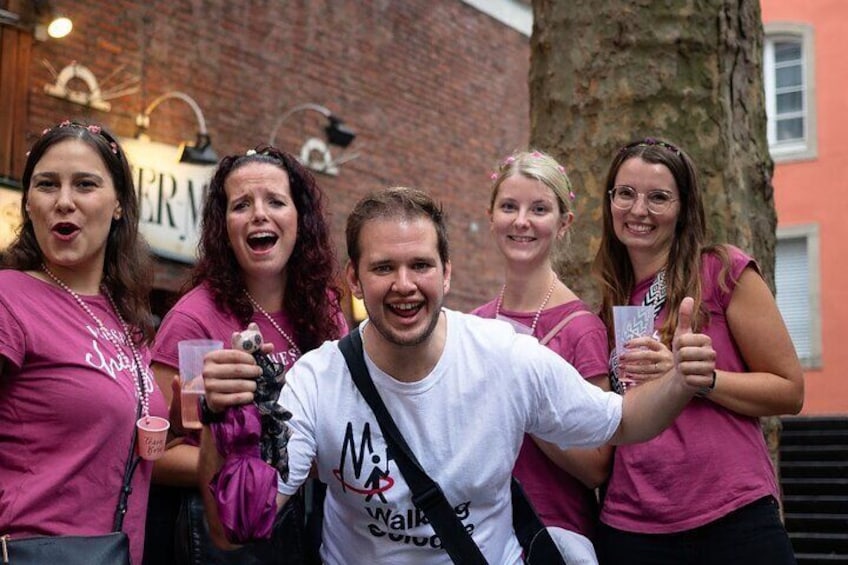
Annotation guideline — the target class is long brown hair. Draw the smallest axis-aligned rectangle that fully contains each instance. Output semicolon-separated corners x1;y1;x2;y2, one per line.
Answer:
5;121;154;343
593;138;715;346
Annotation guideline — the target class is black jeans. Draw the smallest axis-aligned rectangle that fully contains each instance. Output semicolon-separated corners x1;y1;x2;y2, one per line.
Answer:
596;496;796;565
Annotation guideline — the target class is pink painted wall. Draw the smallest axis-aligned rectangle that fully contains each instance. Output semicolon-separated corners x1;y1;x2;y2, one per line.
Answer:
762;0;848;415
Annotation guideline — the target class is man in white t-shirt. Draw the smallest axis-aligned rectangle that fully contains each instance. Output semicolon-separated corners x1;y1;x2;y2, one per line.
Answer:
199;187;716;564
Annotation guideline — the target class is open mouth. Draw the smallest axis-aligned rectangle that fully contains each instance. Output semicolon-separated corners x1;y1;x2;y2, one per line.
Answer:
389;302;423;318
247;232;279;251
52;222;79;237
508;235;535;243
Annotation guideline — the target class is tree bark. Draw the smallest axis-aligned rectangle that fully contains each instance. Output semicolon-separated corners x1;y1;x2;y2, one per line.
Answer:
530;0;782;501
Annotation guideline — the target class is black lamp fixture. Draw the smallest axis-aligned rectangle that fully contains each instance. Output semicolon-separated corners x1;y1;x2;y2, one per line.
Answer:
269;103;356;148
324;116;356;148
135;91;218;165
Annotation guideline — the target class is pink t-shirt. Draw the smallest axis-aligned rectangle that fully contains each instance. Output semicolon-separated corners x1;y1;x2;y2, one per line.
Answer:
152;284;310;374
600;245;780;533
152;284;347;448
472;299;609;539
0;270;167;565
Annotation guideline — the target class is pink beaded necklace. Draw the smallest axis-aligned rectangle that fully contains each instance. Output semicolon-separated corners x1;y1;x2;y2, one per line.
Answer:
495;273;557;337
42;264;150;422
244;290;302;357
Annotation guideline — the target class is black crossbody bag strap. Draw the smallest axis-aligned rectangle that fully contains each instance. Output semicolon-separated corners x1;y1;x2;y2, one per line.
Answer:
338;329;488;565
112;370;144;531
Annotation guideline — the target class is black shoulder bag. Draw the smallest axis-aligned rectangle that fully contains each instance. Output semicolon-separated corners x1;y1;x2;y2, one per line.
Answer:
338;328;566;565
1;377;144;565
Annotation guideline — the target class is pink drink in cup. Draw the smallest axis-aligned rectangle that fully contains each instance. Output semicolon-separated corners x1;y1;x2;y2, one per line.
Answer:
178;339;223;429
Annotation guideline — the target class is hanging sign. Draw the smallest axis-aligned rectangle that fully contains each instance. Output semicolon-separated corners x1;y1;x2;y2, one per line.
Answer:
120;138;215;263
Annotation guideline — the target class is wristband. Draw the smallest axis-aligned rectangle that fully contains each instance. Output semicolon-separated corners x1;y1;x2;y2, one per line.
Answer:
696;370;717;397
199;395;226;425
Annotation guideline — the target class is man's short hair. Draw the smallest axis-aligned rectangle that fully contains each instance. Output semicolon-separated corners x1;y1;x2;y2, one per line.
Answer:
346;187;450;271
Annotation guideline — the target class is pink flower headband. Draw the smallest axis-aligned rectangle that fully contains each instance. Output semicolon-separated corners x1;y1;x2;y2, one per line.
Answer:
34;120;120;156
490;152;576;201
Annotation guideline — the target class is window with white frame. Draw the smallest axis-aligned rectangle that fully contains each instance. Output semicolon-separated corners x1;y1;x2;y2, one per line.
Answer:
775;225;821;368
763;23;816;161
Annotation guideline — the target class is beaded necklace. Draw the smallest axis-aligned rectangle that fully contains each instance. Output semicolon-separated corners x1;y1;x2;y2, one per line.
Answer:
245;290;302;357
495;273;557;337
42;264;150;420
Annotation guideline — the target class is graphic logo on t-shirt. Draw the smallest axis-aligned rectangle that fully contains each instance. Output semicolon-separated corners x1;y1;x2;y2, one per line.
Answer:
82;323;135;380
82;323;154;396
333;421;395;502
332;420;479;552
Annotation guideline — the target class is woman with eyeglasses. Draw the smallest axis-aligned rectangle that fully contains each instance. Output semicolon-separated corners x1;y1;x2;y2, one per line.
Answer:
592;138;803;565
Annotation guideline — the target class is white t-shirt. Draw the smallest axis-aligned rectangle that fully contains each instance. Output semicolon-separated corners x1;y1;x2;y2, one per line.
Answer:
278;308;622;564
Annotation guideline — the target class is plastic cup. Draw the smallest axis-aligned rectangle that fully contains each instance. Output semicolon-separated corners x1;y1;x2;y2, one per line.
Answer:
178;339;223;429
613;306;655;393
136;416;170;460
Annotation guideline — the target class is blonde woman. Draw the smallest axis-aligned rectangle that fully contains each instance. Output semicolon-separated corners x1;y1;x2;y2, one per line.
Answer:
473;150;612;564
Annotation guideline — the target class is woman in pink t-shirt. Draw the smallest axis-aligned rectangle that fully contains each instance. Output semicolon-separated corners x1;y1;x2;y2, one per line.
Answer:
144;145;346;564
0;122;167;565
592;138;803;564
472;149;613;564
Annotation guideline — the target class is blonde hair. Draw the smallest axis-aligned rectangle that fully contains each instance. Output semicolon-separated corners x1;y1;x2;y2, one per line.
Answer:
488;149;575;265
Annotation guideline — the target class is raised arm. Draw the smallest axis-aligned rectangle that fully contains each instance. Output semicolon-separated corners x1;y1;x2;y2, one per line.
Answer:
611;297;715;445
197;345;292;548
702;268;804;417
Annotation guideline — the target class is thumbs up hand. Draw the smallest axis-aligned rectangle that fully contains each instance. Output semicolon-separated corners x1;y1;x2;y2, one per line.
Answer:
672;297;716;394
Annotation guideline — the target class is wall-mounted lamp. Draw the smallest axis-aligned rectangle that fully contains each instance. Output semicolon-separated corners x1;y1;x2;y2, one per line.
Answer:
135;91;218;165
268;103;358;176
1;4;71;39
32;0;72;40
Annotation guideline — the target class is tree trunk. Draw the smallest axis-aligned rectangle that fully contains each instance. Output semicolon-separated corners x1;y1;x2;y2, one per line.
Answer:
530;0;782;502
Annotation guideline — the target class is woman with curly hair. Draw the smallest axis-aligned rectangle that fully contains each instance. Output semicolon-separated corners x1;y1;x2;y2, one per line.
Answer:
146;145;345;564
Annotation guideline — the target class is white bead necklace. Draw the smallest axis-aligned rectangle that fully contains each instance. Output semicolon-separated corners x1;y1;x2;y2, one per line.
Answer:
244;290;302;357
42;264;150;419
495;273;557;337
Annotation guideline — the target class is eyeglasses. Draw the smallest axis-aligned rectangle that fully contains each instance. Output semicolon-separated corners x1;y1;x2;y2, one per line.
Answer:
608;186;677;215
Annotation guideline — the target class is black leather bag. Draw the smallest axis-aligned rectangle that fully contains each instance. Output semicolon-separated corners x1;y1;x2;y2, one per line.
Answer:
0;532;130;565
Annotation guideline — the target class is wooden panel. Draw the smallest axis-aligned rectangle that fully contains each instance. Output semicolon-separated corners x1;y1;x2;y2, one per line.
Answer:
0;25;31;183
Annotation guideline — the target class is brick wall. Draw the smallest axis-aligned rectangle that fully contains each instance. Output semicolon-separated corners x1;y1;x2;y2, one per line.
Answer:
22;0;530;312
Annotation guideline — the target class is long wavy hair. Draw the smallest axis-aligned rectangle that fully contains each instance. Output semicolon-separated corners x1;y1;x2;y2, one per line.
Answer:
592;137;728;346
4;121;154;343
191;144;343;351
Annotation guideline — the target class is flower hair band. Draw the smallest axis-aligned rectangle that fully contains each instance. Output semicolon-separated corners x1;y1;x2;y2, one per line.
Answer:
620;137;681;156
42;120;120;154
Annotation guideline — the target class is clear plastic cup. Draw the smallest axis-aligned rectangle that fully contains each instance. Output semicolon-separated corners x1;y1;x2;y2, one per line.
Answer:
613;306;654;393
178;339;223;429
